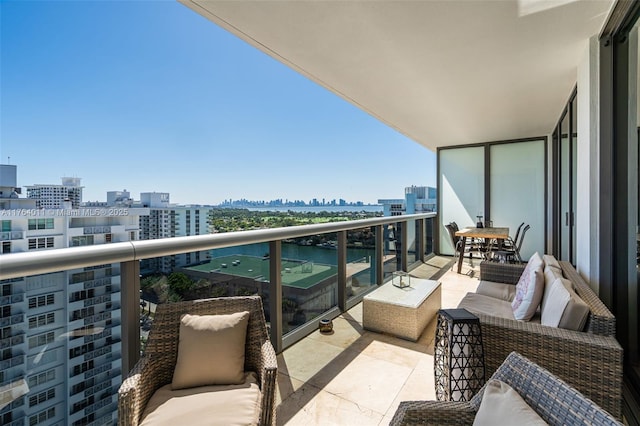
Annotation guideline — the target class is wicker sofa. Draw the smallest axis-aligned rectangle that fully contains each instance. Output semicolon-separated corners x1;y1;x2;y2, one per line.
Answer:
455;260;623;420
118;296;277;426
390;351;622;425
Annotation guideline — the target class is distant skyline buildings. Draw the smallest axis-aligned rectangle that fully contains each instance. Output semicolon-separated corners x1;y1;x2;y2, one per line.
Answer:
217;198;369;208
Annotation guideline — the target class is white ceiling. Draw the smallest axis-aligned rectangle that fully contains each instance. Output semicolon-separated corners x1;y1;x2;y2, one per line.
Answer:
178;0;613;152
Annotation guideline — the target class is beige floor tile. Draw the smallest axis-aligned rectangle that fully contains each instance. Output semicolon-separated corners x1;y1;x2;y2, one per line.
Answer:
351;334;425;369
384;356;437;419
276;258;486;424
318;353;413;415
277;337;346;383
278;384;383;426
277;373;306;405
306;317;365;349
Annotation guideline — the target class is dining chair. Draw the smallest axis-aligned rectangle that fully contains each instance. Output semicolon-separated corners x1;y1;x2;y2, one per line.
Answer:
494;224;530;263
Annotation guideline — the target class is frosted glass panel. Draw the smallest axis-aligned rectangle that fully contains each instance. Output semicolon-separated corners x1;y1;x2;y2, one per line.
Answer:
489;140;545;259
440;147;485;255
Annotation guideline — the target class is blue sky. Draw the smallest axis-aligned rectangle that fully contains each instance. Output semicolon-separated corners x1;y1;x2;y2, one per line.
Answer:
1;1;436;205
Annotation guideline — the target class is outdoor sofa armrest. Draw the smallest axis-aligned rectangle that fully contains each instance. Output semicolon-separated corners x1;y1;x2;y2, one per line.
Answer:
389;400;476;426
477;313;623;419
118;354;172;426
257;339;278;426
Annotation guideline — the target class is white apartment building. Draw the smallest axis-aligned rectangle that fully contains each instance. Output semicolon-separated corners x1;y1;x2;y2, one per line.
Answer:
0;165;148;426
137;193;213;274
26;177;84;209
378;185;437;217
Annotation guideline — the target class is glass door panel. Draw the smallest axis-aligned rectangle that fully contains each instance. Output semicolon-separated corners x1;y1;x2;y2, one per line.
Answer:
439;147;485;255
489;140;546;259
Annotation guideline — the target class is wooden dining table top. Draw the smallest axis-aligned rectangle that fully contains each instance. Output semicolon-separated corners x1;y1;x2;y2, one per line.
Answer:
455;227;509;240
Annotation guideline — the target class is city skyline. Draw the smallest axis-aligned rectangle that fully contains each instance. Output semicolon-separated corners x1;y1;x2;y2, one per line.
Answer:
1;1;436;206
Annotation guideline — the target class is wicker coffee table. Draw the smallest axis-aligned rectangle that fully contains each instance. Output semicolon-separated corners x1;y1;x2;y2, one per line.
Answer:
363;278;441;341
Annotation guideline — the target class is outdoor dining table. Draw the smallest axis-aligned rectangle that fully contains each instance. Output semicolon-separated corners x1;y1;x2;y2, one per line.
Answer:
454;227;509;274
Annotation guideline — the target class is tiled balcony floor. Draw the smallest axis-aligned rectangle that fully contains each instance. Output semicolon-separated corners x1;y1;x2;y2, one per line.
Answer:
275;256;482;425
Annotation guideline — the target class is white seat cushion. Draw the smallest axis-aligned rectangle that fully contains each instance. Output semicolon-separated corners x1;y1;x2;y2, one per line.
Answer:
458;292;516;320
140;372;261;426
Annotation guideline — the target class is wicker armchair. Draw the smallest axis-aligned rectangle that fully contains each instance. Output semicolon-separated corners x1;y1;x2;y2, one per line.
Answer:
118;296;277;426
391;351;622;425
468;260;623;419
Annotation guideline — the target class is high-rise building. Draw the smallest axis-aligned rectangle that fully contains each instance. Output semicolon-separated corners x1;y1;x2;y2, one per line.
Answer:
137;193;212;274
378;185;436;217
26;177;84;209
0;165;148;426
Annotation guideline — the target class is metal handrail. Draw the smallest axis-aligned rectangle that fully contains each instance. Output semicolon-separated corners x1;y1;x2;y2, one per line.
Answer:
0;212;435;280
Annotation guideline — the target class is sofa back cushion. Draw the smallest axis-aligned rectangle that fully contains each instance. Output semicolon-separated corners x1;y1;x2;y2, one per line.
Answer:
540;278;571;327
511;252;544;321
557;278;590;331
541;266;563;314
542;254;561;271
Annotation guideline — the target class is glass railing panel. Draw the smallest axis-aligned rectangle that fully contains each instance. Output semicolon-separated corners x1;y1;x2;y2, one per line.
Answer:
407;219;418;266
346;226;377;300
425;217;435;256
383;223;401;280
280;233;338;336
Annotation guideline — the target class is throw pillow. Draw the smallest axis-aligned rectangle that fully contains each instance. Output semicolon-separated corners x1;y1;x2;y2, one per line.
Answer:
540;277;571;327
473;379;548;426
540;265;564;314
511;252;544;321
542;254;561;270
172;311;250;390
557;278;590;331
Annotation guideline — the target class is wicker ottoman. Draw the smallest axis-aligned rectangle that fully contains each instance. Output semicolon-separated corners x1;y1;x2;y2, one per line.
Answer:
363;278;441;341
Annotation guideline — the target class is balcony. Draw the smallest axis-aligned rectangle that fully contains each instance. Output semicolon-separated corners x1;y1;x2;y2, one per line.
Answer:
275;258;476;425
0;213;623;424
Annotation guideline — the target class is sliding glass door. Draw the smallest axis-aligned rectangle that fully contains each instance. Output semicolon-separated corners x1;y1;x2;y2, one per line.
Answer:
438;139;546;259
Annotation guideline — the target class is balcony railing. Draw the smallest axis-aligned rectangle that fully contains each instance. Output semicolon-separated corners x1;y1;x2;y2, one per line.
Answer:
0;212;435;422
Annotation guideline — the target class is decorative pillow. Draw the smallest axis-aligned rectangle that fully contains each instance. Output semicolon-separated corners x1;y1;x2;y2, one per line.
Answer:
473;379;548;426
557;279;590;331
172;311;250;390
541;278;571;327
511;252;544;321
542;254;561;270
541;265;564;314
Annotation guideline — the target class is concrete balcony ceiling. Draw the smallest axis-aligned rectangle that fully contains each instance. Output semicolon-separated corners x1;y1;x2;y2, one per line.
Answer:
179;0;613;151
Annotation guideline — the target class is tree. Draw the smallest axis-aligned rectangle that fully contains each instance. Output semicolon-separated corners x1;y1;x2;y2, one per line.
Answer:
167;272;193;297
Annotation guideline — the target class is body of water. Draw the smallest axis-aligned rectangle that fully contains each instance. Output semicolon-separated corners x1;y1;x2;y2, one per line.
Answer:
246;205;383;213
211;242;374;266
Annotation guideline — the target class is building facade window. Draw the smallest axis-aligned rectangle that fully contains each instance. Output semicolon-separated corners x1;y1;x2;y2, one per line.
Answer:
28;237;54;250
28;407;55;426
1;241;10;254
71;235;94;246
28;294;55;309
28;331;55;350
28;388;55;408
1;220;10;232
27;218;54;230
28;368;56;389
28;312;55;329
